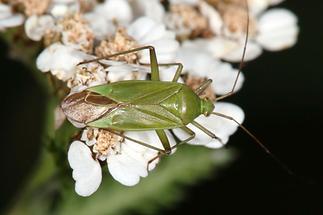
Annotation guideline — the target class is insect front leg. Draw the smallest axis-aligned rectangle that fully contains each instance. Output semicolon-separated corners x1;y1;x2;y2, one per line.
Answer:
147;127;195;171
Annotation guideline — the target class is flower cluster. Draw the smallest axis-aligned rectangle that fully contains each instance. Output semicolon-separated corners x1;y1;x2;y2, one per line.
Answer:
0;0;299;196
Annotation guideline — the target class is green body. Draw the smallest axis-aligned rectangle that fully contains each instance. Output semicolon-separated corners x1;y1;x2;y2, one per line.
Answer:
85;80;212;131
61;46;217;154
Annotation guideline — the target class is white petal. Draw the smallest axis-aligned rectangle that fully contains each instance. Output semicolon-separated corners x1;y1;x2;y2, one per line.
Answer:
107;130;176;186
176;42;216;77
173;102;244;148
106;64;148;82
128;17;179;64
36;43;93;81
85;13;116;40
24;15;55;41
127;17;156;41
248;0;270;15
123;131;177;159
0;4;11;19
208;37;263;62
99;0;133;24
159;66;184;83
138;24;166;44
199;1;223;34
268;0;285;6
0;4;24;30
208;62;245;95
130;0;165;22
107;153;142;186
176;40;244;93
256;9;299;51
169;0;199;5
68;141;102;197
49;2;80;18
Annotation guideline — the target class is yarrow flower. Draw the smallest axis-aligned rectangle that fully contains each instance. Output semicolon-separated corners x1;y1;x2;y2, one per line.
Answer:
0;3;24;30
164;0;299;62
68;129;176;196
0;0;300;196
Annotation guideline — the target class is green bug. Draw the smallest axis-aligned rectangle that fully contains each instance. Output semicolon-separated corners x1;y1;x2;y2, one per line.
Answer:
61;0;295;174
61;45;259;158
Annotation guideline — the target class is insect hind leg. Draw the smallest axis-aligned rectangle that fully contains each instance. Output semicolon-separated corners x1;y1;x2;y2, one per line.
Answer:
106;129;167;154
148;126;195;171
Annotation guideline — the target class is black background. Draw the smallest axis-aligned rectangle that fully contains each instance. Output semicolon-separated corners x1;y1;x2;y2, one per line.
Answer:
163;1;323;214
1;1;323;214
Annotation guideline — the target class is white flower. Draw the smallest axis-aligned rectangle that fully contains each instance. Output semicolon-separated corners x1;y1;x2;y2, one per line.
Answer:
67;61;107;90
169;0;199;5
36;43;93;81
173;102;244;148
95;0;133;24
105;62;148;82
201;3;299;62
68;130;176;196
84;13;116;40
108;130;176;186
127;16;179;63
24;15;55;41
85;0;132;40
68;140;102;197
166;1;298;62
256;9;299;51
48;0;80;18
248;0;286;15
0;3;24;31
177;42;244;95
129;0;165;23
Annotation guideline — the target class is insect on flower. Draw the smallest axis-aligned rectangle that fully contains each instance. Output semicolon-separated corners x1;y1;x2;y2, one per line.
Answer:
61;45;266;167
61;0;292;182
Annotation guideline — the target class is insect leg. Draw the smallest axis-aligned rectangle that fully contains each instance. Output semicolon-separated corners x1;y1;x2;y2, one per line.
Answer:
146;127;195;171
215;1;249;101
78;46;160;81
156;129;172;155
140;62;183;82
191;121;224;145
171;126;195;150
106;129;167;154
194;79;212;95
147;154;161;171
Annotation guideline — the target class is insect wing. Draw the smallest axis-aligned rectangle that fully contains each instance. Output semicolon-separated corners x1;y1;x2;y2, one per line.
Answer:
61;91;117;124
87;80;182;105
87;104;183;130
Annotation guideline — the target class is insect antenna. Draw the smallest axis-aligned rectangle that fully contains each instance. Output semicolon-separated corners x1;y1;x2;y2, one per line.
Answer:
215;0;250;102
211;112;295;176
212;0;296;177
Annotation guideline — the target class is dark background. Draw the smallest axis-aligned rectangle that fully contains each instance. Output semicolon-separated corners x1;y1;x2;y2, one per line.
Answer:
163;1;323;214
1;1;323;214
